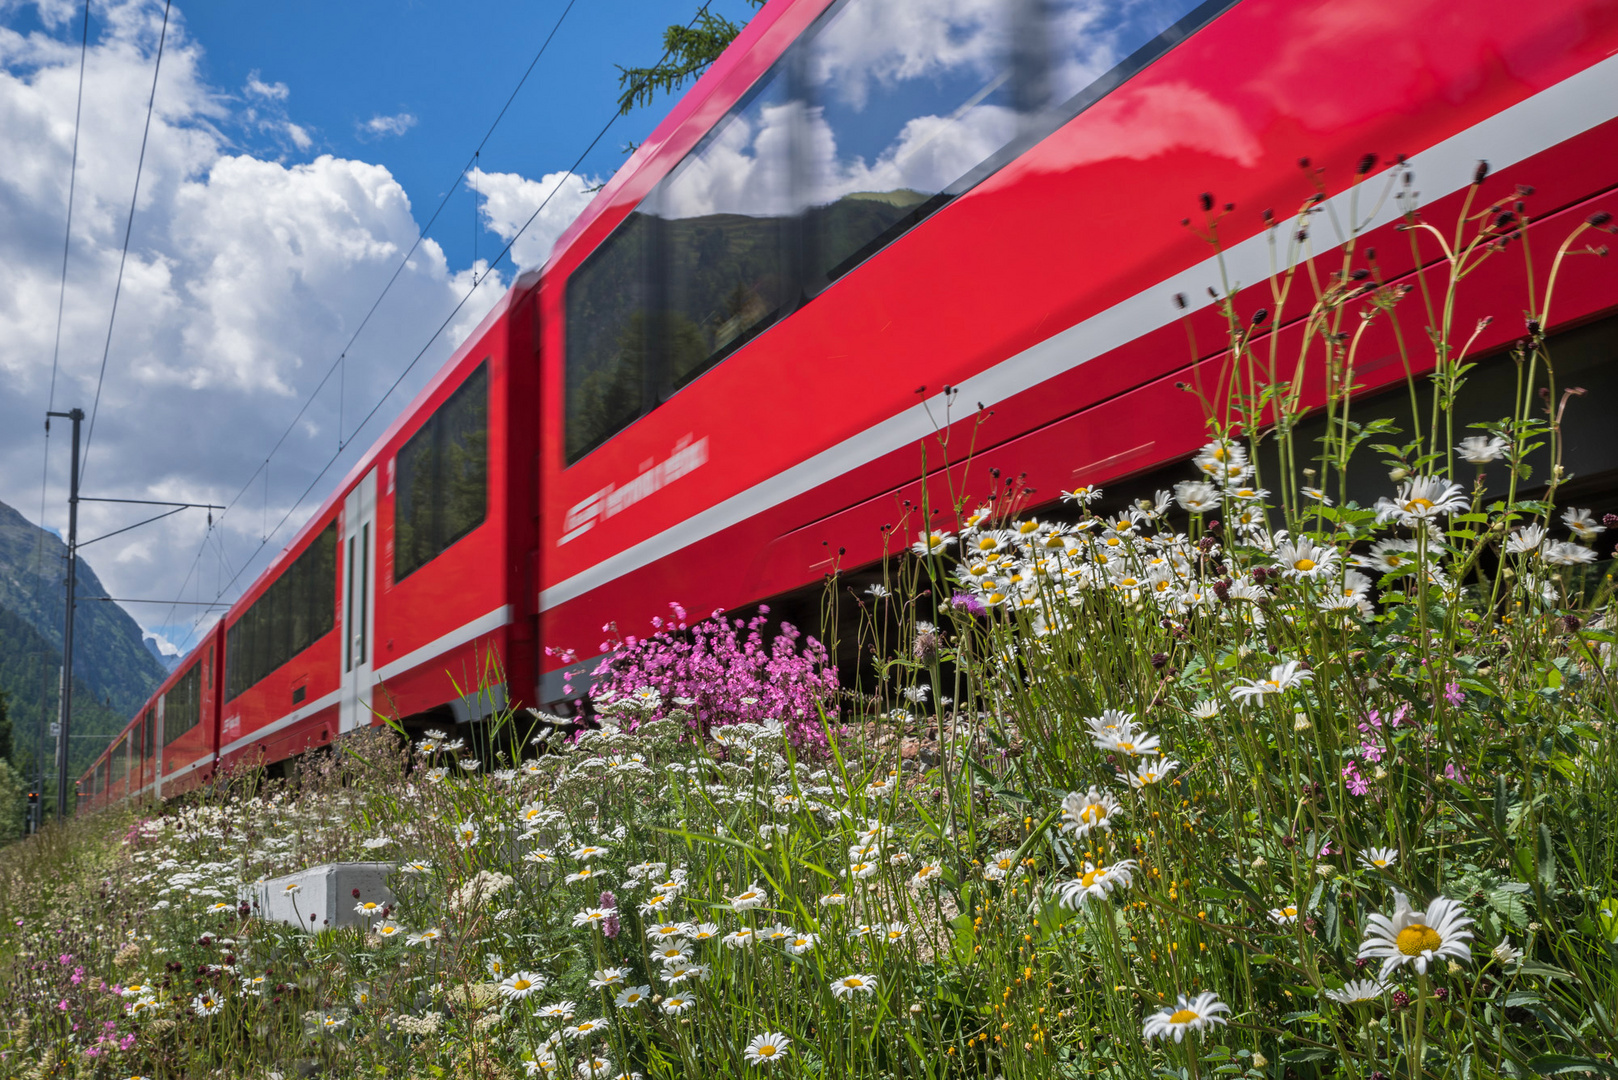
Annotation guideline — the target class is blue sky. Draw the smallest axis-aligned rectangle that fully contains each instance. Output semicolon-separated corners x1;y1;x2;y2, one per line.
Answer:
177;0;762;271
8;0;760;269
0;0;760;655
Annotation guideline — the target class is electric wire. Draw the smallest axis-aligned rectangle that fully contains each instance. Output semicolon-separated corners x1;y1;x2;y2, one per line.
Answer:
80;0;172;485
144;0;583;655
28;0;93;807
165;2;718;655
217;0;581;516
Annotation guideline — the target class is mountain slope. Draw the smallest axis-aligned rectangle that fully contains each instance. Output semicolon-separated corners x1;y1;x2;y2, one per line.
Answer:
0;498;168;790
0;498;167;721
0;604;133;793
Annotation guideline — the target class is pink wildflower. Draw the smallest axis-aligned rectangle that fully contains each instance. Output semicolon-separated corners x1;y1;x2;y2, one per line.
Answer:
1342;762;1370;797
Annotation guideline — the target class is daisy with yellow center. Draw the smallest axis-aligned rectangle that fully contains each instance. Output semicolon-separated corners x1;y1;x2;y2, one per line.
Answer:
744;1032;793;1066
499;972;546;999
1358;891;1473;976
830;973;877;998
1142;992;1230;1042
1055;859;1139;909
1357;847;1399;871
1059;785;1121;837
983;849;1019;882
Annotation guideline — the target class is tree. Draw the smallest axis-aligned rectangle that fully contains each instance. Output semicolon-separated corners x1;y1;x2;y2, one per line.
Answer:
615;2;766;118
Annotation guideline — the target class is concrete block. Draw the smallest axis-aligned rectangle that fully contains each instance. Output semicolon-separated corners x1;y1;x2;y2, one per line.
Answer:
245;862;396;930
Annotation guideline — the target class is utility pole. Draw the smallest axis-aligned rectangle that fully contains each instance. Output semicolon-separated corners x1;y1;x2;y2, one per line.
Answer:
47;408;83;821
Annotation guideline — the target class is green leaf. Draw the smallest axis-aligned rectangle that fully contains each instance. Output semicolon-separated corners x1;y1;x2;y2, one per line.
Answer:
1597;898;1618;945
1527;1054;1618;1078
1518;960;1576;982
1537;824;1558;891
1281;1048;1334;1064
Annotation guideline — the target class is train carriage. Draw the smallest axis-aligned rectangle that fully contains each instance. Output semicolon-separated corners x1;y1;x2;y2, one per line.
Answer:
82;0;1618;804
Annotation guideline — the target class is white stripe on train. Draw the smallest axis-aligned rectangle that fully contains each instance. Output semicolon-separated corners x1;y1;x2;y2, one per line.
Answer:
537;52;1618;615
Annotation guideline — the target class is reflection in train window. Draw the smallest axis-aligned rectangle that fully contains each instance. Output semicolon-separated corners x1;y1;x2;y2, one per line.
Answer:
395;361;489;580
659;64;794;390
803;0;1018;288
566;213;652;462
1047;0;1212;107
165;663;201;745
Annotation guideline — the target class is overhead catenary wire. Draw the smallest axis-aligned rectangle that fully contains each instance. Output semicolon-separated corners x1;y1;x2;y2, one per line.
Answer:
219;0;581;506
79;0;172;486
28;0;93;811
163;2;718;656
154;0;585;652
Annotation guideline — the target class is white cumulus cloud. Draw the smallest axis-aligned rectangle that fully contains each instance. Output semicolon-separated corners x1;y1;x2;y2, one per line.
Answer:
0;0;570;653
470;166;596;270
362;111;417;138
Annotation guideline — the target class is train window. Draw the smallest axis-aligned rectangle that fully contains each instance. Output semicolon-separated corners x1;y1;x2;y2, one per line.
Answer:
225;523;338;701
395;360;490;579
1047;0;1216;108
803;0;1018;289
566;214;652;462
164;663;201;745
658;64;794;389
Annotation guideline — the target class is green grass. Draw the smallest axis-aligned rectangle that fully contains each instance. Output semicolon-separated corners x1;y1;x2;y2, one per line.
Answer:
2;167;1616;1080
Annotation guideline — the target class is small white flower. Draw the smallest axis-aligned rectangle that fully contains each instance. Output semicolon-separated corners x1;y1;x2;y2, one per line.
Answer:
1357;847;1398;871
743;1031;792;1066
1562;507;1606;541
1358;891;1474;977
1142;992;1230;1042
1457;434;1509;464
660;994;696;1015
614;985;651;1008
1325;979;1388;1005
499;972;547;999
830;973;877;998
729;883;769;911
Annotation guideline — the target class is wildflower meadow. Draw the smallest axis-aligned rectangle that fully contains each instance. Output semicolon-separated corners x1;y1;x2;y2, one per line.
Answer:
2;169;1616;1080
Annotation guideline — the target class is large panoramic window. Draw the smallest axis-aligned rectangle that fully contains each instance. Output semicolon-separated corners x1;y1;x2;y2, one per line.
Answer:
565;218;652;462
225;523;338;701
395;361;489;579
559;0;1221;465
164;662;201;745
802;0;1020;289
659;64;795;389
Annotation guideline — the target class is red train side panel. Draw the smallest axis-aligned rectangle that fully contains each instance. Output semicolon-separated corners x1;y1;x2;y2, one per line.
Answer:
532;0;1618;690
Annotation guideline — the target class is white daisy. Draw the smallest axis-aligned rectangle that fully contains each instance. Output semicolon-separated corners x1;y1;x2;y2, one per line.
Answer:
1060;785;1122;836
1142;992;1230;1042
500;972;547;999
1357;847;1398;871
1374;476;1469;524
1324;979;1388;1004
830;973;877;998
1358;891;1474;977
1054;860;1137;909
743;1031;792;1066
614;985;651;1008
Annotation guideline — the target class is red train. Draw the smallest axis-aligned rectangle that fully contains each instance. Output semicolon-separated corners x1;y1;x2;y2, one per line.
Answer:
80;0;1618;805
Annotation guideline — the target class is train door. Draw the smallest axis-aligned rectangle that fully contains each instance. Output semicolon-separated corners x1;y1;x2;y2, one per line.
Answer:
340;469;379;734
153;698;164;800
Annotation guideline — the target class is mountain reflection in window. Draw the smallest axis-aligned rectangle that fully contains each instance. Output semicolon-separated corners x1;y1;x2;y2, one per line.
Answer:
804;0;1018;288
565;214;650;462
659;65;794;389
